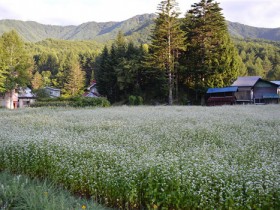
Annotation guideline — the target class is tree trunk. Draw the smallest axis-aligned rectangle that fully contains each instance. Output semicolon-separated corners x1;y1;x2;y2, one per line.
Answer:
168;23;173;105
168;70;173;105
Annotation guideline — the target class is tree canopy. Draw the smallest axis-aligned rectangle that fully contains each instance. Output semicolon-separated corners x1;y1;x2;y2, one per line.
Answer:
149;0;185;105
0;30;32;92
182;0;244;96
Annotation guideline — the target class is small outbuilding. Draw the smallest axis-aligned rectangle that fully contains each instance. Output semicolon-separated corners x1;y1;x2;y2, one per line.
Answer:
18;87;36;108
206;87;237;106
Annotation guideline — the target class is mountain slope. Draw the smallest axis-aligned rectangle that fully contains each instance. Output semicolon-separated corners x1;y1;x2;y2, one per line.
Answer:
1;14;280;43
227;21;280;41
0;14;156;43
0;19;75;42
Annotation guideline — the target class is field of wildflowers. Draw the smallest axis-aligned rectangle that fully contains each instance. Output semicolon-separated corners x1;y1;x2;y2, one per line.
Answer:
0;106;279;209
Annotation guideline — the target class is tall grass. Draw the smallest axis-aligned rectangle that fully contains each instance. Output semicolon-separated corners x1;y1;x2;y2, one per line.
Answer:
0;171;110;210
0;105;279;209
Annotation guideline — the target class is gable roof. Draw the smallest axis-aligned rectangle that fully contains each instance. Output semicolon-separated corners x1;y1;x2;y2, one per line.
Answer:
18;87;36;98
231;76;261;87
207;86;238;94
86;80;97;91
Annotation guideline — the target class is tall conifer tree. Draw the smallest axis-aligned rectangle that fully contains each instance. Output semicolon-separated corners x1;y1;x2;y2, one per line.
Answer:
183;0;244;94
96;46;117;102
149;0;185;105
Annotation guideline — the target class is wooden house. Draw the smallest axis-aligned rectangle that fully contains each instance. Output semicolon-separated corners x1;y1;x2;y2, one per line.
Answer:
231;76;279;104
206;87;237;106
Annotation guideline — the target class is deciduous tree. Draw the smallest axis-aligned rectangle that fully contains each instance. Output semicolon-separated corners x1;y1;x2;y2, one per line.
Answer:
0;30;32;94
31;71;43;90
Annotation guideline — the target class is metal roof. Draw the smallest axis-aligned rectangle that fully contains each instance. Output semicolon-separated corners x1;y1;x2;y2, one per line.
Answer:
18;87;36;98
231;76;261;87
207;86;238;94
271;81;280;86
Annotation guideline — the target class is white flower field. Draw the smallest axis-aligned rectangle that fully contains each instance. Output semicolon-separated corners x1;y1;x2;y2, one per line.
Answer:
0;105;279;209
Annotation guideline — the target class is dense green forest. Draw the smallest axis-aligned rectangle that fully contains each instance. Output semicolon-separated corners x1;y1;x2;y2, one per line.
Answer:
233;38;280;80
1;0;280;105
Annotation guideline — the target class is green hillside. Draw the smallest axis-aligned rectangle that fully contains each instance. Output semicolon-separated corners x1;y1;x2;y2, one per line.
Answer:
0;14;156;43
2;14;280;44
227;21;280;41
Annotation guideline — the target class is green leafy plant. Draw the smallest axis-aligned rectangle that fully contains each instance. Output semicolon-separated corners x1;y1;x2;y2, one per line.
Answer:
128;95;143;105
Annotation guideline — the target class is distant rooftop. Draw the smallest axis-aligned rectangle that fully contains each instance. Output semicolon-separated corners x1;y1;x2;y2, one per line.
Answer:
231;76;261;87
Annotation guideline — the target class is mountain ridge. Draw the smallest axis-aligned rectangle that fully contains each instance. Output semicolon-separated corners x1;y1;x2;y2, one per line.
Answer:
1;14;280;43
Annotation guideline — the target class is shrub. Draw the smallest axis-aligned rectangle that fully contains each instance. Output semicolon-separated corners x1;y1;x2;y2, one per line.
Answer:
135;96;143;105
128;95;136;105
128;95;143;105
31;97;110;108
72;97;110;107
33;88;49;99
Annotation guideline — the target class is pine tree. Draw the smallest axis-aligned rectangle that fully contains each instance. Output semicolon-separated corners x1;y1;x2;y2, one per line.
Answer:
149;0;185;105
79;51;96;86
96;46;117;102
183;0;244;94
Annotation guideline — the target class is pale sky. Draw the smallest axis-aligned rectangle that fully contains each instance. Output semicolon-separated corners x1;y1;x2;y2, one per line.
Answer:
0;0;279;28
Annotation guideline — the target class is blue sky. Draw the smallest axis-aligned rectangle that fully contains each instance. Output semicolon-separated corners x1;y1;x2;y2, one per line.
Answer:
0;0;279;28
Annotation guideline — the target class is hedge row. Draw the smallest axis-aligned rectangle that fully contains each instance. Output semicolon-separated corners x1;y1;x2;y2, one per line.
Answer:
31;97;110;108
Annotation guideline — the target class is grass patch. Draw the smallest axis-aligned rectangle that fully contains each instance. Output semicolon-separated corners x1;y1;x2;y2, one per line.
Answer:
0;170;110;210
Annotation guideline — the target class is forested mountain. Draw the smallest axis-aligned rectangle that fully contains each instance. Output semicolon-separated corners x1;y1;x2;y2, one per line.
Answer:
1;14;280;43
227;22;280;41
0;14;156;43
